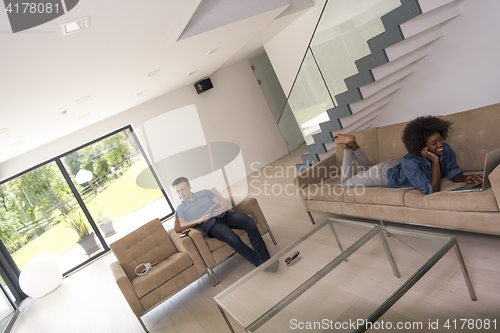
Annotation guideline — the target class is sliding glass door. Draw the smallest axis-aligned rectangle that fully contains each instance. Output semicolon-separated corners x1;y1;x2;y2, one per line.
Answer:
60;127;174;245
0;125;174;284
0;161;104;274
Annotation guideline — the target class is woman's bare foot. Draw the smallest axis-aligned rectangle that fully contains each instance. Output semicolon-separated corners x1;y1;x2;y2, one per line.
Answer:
333;134;359;150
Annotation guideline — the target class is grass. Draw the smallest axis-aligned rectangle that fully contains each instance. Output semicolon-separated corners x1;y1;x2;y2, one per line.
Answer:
12;158;164;271
85;158;164;222
12;223;79;270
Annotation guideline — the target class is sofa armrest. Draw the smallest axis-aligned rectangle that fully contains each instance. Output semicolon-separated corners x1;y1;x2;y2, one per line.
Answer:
110;261;145;317
186;228;217;268
488;165;500;209
233;197;270;235
294;152;337;189
168;229;207;275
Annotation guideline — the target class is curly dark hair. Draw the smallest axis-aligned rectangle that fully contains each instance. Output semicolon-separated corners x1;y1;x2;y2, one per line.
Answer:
401;116;453;156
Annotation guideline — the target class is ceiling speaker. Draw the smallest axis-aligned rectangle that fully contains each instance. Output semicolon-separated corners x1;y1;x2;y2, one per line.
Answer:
194;78;213;94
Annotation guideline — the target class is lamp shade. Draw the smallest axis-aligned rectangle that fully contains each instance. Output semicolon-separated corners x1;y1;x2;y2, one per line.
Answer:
74;169;93;185
19;259;62;298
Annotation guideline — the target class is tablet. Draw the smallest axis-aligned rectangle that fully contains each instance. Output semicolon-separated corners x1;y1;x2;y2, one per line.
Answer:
210;202;221;217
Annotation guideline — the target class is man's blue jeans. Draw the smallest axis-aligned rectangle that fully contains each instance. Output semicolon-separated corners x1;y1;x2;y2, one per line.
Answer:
207;211;270;266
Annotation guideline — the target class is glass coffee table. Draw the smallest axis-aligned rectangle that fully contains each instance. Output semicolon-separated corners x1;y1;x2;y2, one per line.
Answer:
214;217;476;332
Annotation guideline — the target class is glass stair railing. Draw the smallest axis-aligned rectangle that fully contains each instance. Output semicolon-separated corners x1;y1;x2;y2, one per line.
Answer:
276;0;423;171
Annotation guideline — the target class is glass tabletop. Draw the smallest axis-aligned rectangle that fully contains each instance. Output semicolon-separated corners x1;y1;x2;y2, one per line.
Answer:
214;217;455;332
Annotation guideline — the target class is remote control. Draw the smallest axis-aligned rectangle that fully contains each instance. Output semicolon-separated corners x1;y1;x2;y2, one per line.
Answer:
284;251;300;265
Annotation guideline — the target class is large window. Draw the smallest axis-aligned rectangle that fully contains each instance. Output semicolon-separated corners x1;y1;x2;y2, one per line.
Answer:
0;126;173;299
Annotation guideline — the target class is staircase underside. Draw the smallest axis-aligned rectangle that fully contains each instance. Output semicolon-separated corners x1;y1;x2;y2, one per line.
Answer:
296;0;461;170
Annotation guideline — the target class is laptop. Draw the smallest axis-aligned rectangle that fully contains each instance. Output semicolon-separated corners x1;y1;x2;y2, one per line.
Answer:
451;148;500;192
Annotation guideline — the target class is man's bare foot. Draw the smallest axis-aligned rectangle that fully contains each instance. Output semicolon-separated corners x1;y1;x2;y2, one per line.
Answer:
333;134;359;150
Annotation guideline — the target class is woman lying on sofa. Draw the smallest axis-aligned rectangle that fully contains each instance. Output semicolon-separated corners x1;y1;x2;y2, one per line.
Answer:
335;115;483;195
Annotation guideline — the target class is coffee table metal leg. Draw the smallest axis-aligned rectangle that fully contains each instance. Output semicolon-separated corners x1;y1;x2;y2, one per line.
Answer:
217;304;236;333
378;229;401;278
328;222;345;253
454;243;477;301
306;210;315;225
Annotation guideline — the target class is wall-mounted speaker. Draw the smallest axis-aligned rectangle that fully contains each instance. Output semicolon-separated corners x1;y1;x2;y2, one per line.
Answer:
194;78;213;94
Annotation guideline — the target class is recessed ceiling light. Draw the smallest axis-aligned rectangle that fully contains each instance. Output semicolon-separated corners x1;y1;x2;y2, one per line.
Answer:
62;16;90;35
79;113;90;120
136;90;147;96
187;70;198;77
146;69;160;78
0;128;8;134
207;47;221;55
76;96;91;104
12;140;25;146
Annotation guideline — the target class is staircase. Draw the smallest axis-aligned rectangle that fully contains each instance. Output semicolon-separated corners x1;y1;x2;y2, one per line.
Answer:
296;0;462;170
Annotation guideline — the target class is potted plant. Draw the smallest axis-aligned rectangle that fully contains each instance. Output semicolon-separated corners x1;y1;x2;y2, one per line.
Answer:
96;212;116;238
65;211;101;256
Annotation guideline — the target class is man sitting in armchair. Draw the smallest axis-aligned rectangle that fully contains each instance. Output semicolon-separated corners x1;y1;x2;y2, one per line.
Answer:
172;177;270;267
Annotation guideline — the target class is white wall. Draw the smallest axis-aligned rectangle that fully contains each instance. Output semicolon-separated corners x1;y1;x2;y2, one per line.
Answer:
372;0;500;127
264;0;327;96
0;60;288;182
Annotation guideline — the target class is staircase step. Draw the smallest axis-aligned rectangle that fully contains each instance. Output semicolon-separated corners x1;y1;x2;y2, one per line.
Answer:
350;80;404;114
372;45;428;80
340;95;392;128
418;0;456;14
385;24;444;61
401;1;461;38
360;63;416;99
337;110;383;135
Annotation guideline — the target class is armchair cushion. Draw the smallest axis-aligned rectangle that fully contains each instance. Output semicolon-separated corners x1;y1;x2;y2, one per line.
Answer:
132;252;193;298
205;229;246;252
110;218;177;281
188;194;274;270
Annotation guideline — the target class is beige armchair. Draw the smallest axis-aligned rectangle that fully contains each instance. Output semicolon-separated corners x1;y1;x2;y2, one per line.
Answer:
188;196;277;284
109;218;208;332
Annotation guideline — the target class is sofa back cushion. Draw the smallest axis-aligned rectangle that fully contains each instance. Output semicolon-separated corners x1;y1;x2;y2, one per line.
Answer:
441;103;500;172
377;122;408;162
335;127;380;172
110;218;177;280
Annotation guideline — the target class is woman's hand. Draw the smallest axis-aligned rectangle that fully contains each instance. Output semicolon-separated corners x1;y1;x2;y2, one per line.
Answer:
421;147;439;162
421;147;441;193
465;174;483;184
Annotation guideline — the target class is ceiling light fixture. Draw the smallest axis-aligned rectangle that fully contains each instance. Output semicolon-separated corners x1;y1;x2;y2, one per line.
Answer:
207;47;221;55
79;113;90;120
12;140;25;146
146;69;160;78
187;70;198;77
62;16;90;35
0;128;8;134
76;96;91;104
136;90;147;96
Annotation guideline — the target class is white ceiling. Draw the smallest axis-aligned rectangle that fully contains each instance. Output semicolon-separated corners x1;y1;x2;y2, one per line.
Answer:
0;0;312;164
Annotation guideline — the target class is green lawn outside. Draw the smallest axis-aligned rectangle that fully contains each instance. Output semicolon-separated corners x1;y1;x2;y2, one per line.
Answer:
12;223;79;270
85;158;163;223
12;158;164;271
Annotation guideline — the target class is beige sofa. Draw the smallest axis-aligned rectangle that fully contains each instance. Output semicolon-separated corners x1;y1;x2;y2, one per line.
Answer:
295;103;500;235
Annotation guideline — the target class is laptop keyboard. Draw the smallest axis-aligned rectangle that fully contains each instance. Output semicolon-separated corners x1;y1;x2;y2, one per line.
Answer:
470;182;483;189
